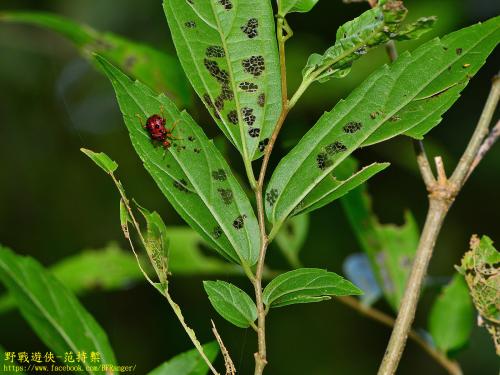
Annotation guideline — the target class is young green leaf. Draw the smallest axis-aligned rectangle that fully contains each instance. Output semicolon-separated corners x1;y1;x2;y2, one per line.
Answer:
96;56;260;267
301;1;434;83
0;246;116;374
458;235;500;355
0;11;191;106
135;204;170;284
263;268;362;308
341;184;419;311
393;17;437;41
81;148;118;174
278;0;321;16
429;274;473;354
163;0;282;161
148;341;219;375
275;214;310;268
266;16;499;228
203;280;257;328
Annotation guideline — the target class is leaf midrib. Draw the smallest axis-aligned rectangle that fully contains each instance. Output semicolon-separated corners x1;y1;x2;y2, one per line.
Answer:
207;0;252;164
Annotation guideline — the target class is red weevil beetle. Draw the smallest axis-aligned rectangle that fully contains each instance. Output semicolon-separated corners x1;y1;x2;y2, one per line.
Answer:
144;114;181;149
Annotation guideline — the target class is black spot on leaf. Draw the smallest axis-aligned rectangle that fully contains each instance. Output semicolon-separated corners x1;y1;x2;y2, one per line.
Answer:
266;189;278;206
218;0;233;10
220;83;234;101
258;138;269;152
343;121;362;133
257;93;265;107
227;110;238;124
241;18;258;39
212;169;227;181
233;214;247;229
241;107;256;126
203;94;213;107
317;152;333;170
173;179;189;193
214;96;224;111
239;82;259;92
456;48;463;55
184;21;196;28
248;127;260;138
204;59;229;83
242;56;265;77
218;188;233;205
212;225;222;239
325;141;347;155
206;45;225;58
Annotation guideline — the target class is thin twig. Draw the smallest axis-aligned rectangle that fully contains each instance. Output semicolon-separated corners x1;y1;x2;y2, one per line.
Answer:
338;296;462;375
413;140;437;187
211;320;236;375
109;174;220;375
450;75;500;187
251;14;290;375
378;76;500;375
466;119;500;181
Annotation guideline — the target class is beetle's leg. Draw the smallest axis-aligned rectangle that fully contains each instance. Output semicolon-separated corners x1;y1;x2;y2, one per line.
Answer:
170;119;181;132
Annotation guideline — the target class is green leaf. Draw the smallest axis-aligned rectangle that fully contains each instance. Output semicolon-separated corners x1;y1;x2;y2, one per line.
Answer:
0;229;248;315
429;274;474;353
163;0;282;161
262;268;362;308
148;342;219;375
287;159;389;218
278;0;320;16
135;204;170;283
0;11;191;107
275;214;310;268
203;280;257;328
96;56;260;267
393;17;437;41
458;235;500;355
81;148;118;174
302;1;416;83
266;16;499;228
0;246;116;374
341;184;419;311
0;244;141;314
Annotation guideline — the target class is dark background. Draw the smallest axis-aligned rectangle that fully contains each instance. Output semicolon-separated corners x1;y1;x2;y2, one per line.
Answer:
0;0;499;374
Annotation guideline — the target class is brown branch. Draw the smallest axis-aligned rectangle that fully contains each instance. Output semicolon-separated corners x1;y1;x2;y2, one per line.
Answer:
378;76;500;375
413;140;437;188
252;15;290;375
466;119;500;181
338;296;462;375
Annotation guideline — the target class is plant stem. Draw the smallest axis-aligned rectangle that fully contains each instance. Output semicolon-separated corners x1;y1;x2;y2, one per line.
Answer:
110;175;220;375
251;14;290;375
378;76;500;375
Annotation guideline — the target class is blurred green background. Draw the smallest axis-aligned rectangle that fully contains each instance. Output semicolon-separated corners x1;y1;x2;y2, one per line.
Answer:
0;0;499;374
